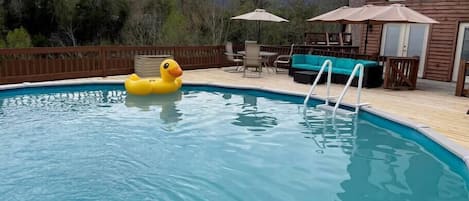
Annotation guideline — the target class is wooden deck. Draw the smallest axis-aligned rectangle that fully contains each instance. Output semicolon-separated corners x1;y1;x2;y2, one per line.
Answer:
10;67;469;149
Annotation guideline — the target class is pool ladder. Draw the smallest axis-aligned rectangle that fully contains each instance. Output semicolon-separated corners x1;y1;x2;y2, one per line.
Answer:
303;60;369;116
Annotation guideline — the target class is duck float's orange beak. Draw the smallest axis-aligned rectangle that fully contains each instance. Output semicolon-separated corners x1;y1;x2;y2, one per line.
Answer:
168;66;183;77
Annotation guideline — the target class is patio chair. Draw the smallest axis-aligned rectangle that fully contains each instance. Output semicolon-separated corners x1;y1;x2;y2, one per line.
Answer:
224;42;243;71
273;44;294;73
243;42;262;77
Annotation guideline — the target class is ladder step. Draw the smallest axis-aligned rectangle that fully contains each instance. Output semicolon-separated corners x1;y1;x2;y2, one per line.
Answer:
316;104;333;111
316;105;356;116
335;108;356;116
356;102;370;107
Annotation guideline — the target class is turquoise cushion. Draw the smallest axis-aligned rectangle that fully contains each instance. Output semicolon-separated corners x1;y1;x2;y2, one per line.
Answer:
310;65;324;71
317;56;336;66
305;55;321;66
356;59;378;67
293;55;377;77
319;56;337;66
335;58;356;70
292;54;306;64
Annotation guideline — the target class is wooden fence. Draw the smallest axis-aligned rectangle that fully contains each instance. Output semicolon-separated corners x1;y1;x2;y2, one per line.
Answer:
0;45;233;84
0;44;378;85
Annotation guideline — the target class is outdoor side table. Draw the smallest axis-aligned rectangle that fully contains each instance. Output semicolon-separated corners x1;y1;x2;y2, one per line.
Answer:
383;56;419;90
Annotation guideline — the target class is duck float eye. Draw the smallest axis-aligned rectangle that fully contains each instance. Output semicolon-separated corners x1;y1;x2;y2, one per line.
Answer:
124;59;183;95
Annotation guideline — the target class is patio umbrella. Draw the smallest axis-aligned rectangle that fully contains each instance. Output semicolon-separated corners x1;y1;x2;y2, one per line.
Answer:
307;4;438;53
231;9;289;42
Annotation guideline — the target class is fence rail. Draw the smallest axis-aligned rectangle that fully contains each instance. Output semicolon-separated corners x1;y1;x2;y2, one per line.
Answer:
0;45;234;84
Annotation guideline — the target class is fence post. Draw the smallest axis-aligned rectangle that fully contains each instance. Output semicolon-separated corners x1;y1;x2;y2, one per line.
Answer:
98;46;107;77
217;45;223;67
0;57;3;84
172;46;177;61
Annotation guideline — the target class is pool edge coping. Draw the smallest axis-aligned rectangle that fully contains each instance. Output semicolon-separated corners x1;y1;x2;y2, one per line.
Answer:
2;79;469;168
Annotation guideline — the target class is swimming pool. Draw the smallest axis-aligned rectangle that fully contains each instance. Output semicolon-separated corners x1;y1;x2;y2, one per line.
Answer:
1;84;468;201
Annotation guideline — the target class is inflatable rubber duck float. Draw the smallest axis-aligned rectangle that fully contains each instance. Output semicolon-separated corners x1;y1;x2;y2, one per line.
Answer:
125;59;183;95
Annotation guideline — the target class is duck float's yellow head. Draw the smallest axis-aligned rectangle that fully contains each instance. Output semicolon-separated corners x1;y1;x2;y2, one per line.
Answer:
125;59;183;95
160;59;183;81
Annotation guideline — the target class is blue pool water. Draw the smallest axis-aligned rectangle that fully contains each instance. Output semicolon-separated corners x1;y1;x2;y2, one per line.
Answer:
0;84;468;201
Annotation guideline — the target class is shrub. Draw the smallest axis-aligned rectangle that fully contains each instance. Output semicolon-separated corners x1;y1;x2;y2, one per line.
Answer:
6;27;32;48
32;34;49;47
0;39;5;48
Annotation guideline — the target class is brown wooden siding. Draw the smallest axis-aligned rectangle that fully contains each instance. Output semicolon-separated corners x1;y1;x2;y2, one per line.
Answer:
363;0;469;81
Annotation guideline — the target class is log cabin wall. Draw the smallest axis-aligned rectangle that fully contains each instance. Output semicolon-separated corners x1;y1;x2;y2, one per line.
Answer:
360;0;469;81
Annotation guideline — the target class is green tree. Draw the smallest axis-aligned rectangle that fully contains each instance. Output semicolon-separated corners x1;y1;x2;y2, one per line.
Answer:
0;0;348;47
0;38;5;48
52;0;80;46
74;0;129;45
161;0;189;45
0;0;5;35
6;27;32;48
121;0;171;45
32;34;49;47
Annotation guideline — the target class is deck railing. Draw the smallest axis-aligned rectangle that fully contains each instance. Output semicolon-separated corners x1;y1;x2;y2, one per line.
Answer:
260;45;382;62
303;32;353;46
0;44;382;85
455;60;469;97
0;45;233;84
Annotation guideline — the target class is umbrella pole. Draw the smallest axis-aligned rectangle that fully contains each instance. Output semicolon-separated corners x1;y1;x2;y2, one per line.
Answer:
364;21;370;54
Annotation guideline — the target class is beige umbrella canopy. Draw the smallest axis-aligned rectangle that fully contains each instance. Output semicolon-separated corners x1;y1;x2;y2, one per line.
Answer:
307;4;437;24
307;6;361;23
231;9;289;42
231;9;289;22
370;4;439;24
307;4;438;53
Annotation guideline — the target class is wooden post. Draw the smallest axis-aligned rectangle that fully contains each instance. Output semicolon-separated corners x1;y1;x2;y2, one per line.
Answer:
0;57;4;84
325;32;330;46
455;60;468;96
339;32;344;46
100;46;107;77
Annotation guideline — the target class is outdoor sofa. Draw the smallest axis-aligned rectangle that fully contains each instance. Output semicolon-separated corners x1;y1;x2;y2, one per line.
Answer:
290;54;383;88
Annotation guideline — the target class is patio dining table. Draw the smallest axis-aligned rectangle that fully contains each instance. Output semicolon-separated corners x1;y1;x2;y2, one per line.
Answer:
237;51;279;71
237;50;278;57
